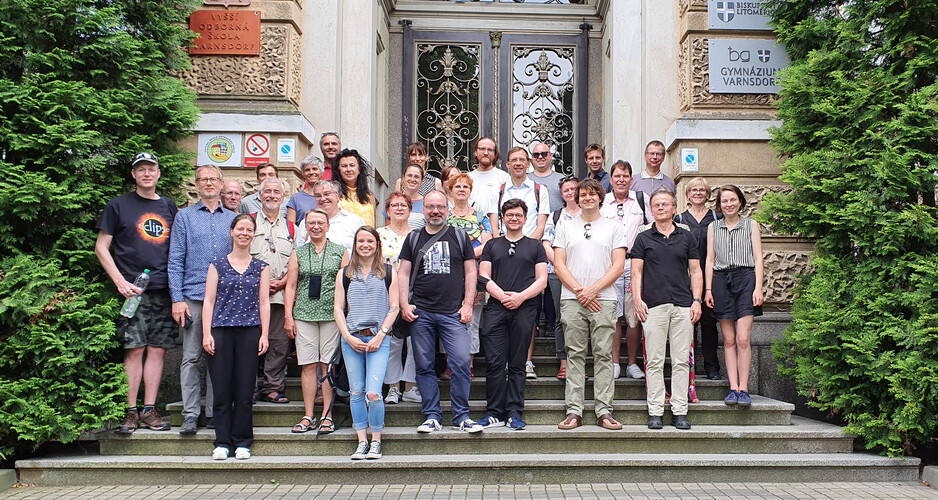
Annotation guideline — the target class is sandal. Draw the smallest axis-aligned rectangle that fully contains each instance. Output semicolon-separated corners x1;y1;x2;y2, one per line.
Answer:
689;386;700;404
263;392;290;404
292;416;314;434
318;416;334;434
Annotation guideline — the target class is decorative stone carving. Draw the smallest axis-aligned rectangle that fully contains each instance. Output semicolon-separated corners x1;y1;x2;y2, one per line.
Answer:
763;251;811;305
679;0;708;16
180;25;294;98
680;36;779;110
289;31;302;105
490;31;502;49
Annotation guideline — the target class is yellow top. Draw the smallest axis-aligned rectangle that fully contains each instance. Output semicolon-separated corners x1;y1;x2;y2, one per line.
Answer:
339;186;375;226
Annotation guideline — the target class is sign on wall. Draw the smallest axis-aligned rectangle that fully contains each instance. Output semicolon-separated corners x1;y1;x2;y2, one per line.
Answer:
277;138;296;163
189;10;261;56
243;133;270;168
708;1;773;31
198;133;243;167
681;148;699;173
708;39;789;94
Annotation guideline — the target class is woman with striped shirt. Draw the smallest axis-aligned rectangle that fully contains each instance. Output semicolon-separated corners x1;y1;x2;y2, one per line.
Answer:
705;185;764;408
333;226;400;460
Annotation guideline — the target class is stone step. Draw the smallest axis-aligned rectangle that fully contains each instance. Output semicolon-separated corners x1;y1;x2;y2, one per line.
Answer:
96;416;853;457
475;355;679;378
16;452;919;486
274;375;730;402
166;395;793;428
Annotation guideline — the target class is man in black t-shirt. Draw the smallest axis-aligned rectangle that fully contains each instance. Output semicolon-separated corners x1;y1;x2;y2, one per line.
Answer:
477;199;547;431
398;191;481;434
95;152;177;435
631;188;703;431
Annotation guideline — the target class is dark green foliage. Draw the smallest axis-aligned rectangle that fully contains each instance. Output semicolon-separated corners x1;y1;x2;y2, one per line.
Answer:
0;0;198;459
761;0;938;456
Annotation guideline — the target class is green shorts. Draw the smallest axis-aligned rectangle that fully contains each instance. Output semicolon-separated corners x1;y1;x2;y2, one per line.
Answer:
117;291;178;349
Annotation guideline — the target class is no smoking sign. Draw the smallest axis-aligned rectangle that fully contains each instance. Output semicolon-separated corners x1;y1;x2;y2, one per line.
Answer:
244;133;270;167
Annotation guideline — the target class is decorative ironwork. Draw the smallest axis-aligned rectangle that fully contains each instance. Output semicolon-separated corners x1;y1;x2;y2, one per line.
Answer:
415;43;482;174
510;46;576;174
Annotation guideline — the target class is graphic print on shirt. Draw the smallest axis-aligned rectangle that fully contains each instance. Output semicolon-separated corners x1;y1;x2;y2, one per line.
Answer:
423;241;451;275
136;212;170;244
447;214;486;248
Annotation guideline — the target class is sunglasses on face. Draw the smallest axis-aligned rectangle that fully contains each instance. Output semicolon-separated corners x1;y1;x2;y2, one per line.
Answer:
532;151;550;159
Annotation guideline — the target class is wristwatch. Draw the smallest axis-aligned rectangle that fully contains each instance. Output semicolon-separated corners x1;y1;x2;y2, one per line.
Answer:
693;298;702;304
380;326;391;334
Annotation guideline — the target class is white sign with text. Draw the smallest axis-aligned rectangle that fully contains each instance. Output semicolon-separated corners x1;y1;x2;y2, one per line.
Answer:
708;1;773;30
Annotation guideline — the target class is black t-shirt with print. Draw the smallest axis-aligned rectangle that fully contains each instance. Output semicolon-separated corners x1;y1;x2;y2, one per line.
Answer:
97;192;177;290
399;227;475;314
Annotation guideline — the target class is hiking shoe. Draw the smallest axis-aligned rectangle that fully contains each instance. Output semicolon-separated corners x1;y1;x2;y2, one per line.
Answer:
477;415;505;428
205;417;215;429
234;447;251;460
116;410;138;435
417;419;442;433
626;364;645;379
508;417;527;430
179;416;198;435
138;408;170;431
647;415;663;429
351;441;369;460
671;415;691;430
401;387;422;403
385;386;401;404
439;368;452;380
366;441;383;460
724;390;739;406
525;362;537;380
454;419;484;433
211;446;229;460
737;390;752;408
613;363;621;379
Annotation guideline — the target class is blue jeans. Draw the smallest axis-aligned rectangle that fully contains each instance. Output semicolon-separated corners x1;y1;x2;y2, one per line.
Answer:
341;333;390;432
410;308;471;425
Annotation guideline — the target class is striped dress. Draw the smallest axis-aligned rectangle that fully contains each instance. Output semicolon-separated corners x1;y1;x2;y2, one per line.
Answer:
712;217;756;270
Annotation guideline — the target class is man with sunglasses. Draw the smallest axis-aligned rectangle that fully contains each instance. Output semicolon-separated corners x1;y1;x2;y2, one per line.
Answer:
527;143;564;214
553;179;627;431
630;140;676;196
476;199;548;430
249;177;295;405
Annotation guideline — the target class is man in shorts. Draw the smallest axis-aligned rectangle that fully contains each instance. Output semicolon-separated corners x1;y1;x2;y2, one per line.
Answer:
95;152;178;434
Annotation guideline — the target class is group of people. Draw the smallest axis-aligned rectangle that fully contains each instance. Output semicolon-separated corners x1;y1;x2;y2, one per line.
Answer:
95;133;764;461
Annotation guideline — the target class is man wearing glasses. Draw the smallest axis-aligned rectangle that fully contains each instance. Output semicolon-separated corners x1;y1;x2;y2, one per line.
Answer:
476;199;548;430
249;177;295;405
631;140;676;196
168;164;238;435
599;160;649;381
239;163;287;219
319;133;341;181
468;137;510;220
294;180;365;253
527;142;565;214
553;179;627;431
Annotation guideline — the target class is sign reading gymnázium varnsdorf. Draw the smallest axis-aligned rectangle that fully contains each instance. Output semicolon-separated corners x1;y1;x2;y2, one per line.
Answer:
189;10;260;56
708;0;772;30
708;39;789;94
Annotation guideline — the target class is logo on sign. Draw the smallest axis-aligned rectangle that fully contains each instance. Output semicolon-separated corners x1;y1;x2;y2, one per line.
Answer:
757;49;771;63
716;2;736;22
685;154;696;164
246;134;269;156
206;136;234;162
280;144;292;155
728;46;750;63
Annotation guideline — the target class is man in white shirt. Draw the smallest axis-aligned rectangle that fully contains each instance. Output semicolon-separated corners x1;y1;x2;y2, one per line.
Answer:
468;137;510;218
489;147;550;239
295;180;364;253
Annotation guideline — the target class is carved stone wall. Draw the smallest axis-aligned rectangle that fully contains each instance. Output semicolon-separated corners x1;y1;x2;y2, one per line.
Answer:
180;24;301;105
679;36;779;110
764;250;810;305
679;0;708;16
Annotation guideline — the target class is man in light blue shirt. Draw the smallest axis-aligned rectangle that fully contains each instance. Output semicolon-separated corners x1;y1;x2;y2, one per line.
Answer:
168;164;237;435
488;147;550;239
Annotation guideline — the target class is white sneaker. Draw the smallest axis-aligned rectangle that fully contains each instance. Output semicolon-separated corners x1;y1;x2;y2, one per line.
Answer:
525;362;537;380
454;418;484;433
365;441;383;459
401;387;422;403
385;386;401;404
211;446;229;460
613;363;622;379
626;363;645;379
234;447;251;460
417;419;442;433
351;441;369;460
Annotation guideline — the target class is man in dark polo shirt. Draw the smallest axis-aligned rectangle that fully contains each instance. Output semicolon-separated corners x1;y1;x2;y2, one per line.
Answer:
631;187;703;430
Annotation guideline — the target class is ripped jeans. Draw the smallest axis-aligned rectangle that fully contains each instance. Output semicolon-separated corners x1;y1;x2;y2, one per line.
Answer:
340;333;390;432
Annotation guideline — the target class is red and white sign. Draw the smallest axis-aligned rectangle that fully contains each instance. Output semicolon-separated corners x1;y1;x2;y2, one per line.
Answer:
244;133;270;168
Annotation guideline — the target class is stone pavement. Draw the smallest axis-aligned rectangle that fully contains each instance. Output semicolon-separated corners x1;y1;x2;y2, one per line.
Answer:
2;482;937;499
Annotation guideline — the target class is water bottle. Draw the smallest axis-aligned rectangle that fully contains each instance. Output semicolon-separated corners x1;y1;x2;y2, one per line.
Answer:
119;269;151;318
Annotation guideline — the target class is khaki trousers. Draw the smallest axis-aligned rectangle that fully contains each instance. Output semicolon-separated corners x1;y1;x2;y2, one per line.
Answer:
644;303;693;417
560;299;617;417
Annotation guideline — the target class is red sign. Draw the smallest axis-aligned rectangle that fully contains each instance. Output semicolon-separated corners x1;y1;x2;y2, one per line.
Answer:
244;133;270;168
189;10;261;56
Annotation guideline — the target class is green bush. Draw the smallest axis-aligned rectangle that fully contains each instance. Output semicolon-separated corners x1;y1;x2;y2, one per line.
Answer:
762;0;938;456
0;0;198;459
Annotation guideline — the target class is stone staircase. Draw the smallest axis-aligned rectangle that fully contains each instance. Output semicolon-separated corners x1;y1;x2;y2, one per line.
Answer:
15;338;919;485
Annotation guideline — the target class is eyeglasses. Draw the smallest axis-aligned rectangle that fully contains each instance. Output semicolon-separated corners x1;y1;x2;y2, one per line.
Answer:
531;151;550;159
584;223;592;240
307;220;327;227
313;191;335;199
503;213;524;220
424;205;447;211
477;147;495;153
197;177;220;184
617;203;624;218
690;188;708;194
645;151;665;157
389;203;409;209
508;241;517;257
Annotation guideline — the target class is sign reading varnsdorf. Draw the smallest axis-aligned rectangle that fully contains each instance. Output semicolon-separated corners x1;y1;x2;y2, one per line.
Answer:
708;0;772;31
189;10;260;56
708;39;789;94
